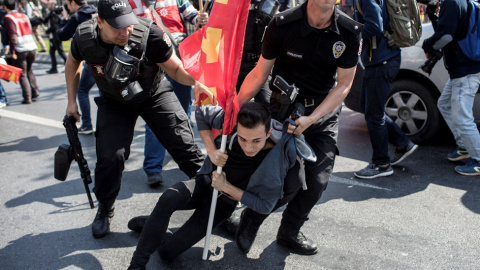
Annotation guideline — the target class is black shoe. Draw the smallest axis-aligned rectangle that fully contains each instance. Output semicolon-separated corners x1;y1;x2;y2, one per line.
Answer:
128;216;149;233
146;172;163;187
46;69;58;74
32;93;39;99
235;208;266;254
127;266;145;270
219;215;240;236
21;99;32;104
276;225;318;255
92;203;114;238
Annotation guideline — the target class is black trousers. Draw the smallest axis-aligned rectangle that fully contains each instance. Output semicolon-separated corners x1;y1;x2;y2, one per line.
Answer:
130;175;237;265
93;86;204;204
12;50;39;100
279;104;341;230
48;36;67;70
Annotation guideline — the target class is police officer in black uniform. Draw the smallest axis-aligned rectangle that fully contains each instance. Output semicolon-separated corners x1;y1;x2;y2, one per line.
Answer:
237;0;362;255
64;0;214;239
235;0;280;106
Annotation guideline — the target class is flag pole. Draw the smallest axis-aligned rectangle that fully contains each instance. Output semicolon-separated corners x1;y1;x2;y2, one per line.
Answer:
202;134;228;260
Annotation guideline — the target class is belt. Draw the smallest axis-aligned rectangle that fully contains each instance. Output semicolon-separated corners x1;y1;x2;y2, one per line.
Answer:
272;91;320;108
242;52;260;62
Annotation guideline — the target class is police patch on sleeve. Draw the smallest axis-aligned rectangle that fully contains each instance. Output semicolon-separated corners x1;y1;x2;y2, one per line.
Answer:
333;41;346;59
163;33;172;48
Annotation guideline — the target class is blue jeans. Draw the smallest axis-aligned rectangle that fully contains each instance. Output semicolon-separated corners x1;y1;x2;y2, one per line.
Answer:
143;76;192;175
360;54;410;165
77;63;96;128
438;72;480;161
0;81;6;103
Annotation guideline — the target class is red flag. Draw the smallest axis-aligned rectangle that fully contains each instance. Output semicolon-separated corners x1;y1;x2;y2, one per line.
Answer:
179;0;249;135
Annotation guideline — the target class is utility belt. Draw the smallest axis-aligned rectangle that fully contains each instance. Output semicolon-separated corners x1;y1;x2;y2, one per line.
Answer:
271;91;323;109
242;52;260;62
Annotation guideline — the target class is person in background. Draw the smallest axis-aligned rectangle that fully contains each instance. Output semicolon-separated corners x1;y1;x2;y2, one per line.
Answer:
422;0;480;175
3;0;39;104
44;0;67;74
57;0;98;134
129;0;208;186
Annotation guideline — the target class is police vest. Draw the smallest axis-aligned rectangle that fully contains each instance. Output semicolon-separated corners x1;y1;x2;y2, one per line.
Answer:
75;17;163;103
243;0;274;60
5;11;37;52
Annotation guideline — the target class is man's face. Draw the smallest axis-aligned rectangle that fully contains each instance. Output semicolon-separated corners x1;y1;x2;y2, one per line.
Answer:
237;123;272;157
97;17;133;46
66;0;75;13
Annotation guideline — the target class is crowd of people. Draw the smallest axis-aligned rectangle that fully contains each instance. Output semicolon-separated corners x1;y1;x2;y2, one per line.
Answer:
0;0;479;268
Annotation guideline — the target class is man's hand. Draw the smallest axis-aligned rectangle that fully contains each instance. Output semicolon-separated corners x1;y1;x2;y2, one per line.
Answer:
287;115;315;135
193;80;217;105
197;12;209;26
208;149;228;167
211;171;228;192
66;101;81;122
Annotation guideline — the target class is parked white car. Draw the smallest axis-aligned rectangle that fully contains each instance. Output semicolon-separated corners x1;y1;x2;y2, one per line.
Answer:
344;23;480;144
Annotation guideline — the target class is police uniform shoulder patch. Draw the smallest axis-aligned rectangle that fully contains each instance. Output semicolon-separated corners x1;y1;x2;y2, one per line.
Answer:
333;41;346;58
163;33;172;48
90;64;106;77
336;10;363;35
275;5;303;26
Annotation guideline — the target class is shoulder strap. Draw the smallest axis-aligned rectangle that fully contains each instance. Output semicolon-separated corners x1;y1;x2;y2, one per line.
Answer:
275;4;303;26
140;0;179;47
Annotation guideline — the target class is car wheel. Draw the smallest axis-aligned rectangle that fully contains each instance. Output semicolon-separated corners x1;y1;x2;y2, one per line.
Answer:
386;80;442;144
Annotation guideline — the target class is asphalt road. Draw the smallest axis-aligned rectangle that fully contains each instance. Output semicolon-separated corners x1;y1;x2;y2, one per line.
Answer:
0;61;479;270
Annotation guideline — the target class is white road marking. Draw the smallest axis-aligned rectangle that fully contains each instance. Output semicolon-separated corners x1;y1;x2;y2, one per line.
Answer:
0;109;64;129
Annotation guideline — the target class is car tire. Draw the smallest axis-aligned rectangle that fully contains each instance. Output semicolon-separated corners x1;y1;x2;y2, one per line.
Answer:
386;80;443;144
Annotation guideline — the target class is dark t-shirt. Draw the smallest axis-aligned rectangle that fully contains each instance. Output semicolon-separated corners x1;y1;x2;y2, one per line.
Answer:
262;4;360;99
217;137;272;191
70;22;173;64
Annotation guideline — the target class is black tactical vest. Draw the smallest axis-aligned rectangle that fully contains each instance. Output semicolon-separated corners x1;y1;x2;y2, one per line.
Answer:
75;17;164;104
243;0;274;58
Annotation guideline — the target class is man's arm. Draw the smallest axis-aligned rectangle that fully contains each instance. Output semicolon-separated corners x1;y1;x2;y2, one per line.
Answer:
157;53;216;105
196;105;228;167
287;65;357;135
57;16;79;41
357;0;383;39
65;52;83;122
238;56;275;106
211;171;244;201
422;0;460;54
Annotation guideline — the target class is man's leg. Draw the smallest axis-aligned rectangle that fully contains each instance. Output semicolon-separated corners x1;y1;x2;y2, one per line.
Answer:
278;107;340;255
143;124;165;186
450;73;480;175
235;161;303;253
92;96;137;238
12;51;31;103
48;39;58;73
129;178;204;268
141;89;204;179
77;64;96;133
25;51;39;98
0;81;7;106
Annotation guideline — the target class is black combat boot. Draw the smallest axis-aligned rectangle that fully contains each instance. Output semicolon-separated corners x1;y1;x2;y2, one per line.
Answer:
276;223;318;255
92;202;114;238
235;208;268;254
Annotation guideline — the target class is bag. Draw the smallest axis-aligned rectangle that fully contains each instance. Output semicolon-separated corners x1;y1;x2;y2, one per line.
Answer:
458;0;480;61
356;0;422;48
0;63;22;83
29;16;43;27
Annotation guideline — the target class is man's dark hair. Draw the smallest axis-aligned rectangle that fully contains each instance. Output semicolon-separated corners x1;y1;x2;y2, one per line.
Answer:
237;102;271;133
4;0;15;11
69;0;86;6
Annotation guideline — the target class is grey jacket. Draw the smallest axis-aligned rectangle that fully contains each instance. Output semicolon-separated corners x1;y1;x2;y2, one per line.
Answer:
196;105;316;214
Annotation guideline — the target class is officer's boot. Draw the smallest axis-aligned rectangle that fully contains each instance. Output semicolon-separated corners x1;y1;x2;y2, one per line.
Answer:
276;222;318;255
235;208;268;253
92;202;114;238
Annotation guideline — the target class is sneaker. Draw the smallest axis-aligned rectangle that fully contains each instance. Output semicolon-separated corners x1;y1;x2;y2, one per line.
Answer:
78;126;94;135
147;172;163;187
391;141;418;165
354;163;393;179
447;147;470;162
0;102;6;108
455;160;480;176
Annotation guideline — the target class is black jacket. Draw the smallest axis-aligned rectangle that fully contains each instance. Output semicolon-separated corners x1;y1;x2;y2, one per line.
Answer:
57;4;97;41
